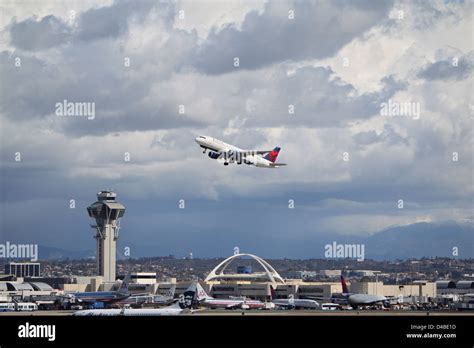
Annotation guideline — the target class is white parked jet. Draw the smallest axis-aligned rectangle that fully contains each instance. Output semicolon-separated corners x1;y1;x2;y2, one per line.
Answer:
270;288;320;309
72;284;197;316
195;136;286;168
338;276;388;309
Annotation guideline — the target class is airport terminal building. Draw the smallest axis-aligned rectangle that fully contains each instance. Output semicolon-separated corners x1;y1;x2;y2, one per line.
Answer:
160;254;437;301
0;253;443;306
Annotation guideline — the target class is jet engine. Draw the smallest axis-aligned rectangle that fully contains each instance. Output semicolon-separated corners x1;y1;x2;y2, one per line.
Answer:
208;151;221;159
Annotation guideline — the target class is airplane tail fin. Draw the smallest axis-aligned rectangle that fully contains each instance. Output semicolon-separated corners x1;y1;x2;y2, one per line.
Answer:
270;286;277;301
264;147;281;163
340;275;349;294
118;272;131;294
178;283;198;309
168;284;177;297
196;283;213;301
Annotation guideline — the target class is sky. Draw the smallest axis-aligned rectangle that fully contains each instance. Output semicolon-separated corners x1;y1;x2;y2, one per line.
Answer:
0;0;472;259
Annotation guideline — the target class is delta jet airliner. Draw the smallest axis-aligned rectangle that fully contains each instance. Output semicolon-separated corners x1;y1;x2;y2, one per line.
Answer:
195;136;286;168
336;276;388;309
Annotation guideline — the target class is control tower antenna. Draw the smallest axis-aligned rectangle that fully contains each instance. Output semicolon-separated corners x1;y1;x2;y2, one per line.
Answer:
87;191;125;282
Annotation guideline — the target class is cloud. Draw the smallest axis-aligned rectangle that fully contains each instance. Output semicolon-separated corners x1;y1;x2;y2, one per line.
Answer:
0;0;472;257
194;0;394;74
418;52;474;81
9;15;72;51
76;0;159;41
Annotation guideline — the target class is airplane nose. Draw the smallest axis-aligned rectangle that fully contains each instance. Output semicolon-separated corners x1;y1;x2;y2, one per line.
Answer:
195;136;206;143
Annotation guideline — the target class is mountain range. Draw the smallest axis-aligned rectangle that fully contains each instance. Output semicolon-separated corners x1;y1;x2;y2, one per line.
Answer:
35;221;473;260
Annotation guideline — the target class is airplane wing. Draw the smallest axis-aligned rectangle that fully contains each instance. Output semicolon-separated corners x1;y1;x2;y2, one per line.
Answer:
269;163;287;168
302;296;328;301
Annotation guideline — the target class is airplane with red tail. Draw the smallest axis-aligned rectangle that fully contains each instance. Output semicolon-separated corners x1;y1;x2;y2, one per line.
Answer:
195;135;287;168
335;275;389;309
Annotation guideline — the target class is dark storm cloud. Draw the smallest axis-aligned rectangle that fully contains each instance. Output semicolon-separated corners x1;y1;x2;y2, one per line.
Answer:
1;0;472;258
0;48;403;136
0;52;60;121
194;0;394;74
76;0;159;41
1;0;398;136
417;55;473;81
1;30;200;135
243;67;406;128
1;1;200;135
353;125;409;147
9;15;72;51
7;1;172;51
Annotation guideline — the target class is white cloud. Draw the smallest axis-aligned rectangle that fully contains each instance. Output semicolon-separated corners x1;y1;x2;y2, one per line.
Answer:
0;0;472;252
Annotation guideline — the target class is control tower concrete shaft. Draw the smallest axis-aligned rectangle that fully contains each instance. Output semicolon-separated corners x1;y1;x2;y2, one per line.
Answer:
87;191;125;282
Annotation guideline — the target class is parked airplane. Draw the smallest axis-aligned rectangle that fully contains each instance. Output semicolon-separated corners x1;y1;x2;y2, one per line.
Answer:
114;284;176;308
66;273;131;307
270;288;320;309
151;284;177;305
196;283;265;309
72;283;197;316
195;135;286;168
337;275;388;309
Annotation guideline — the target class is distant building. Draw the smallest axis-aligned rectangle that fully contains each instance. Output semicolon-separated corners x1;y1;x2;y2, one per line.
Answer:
201;253;344;300
289;271;318;279
87;190;126;283
237;266;252;274
350;280;436;298
205;253;285;285
437;280;474;296
0;281;55;303
5;262;40;277
352;270;380;277
131;272;157;285
320;270;342;277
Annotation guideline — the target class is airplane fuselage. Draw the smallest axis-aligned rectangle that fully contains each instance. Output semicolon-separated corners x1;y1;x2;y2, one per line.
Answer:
201;298;265;309
68;291;129;304
72;307;184;316
347;294;387;307
195;136;284;168
273;298;320;309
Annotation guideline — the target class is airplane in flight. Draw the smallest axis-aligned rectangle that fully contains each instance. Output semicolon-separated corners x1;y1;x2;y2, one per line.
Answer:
270;287;320;309
195;135;286;168
66;273;132;307
72;283;197;316
334;275;389;309
196;283;265;309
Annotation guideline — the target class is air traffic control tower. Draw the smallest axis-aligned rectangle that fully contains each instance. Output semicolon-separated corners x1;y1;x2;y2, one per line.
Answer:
87;191;125;282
